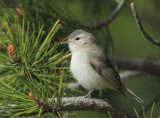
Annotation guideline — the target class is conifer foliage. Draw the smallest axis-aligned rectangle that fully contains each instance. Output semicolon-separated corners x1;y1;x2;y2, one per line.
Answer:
0;10;70;117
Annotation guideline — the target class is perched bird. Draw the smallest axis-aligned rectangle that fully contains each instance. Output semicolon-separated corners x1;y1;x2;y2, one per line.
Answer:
62;29;143;103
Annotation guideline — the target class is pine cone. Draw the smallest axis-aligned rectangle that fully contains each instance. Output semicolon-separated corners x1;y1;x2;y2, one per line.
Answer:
16;8;24;17
7;44;17;60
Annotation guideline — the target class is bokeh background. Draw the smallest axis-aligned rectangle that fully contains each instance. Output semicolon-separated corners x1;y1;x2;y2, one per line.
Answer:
0;0;160;117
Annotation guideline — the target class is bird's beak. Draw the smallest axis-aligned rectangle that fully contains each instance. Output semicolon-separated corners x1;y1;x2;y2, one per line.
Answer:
61;40;69;45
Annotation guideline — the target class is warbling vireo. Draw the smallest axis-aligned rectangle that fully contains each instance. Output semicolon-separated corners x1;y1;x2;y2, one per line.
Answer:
62;29;143;103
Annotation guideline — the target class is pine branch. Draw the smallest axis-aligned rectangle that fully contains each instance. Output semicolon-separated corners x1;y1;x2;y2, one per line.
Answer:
117;57;160;75
88;0;126;31
68;71;146;89
130;2;160;47
120;71;145;80
59;97;136;118
18;97;136;118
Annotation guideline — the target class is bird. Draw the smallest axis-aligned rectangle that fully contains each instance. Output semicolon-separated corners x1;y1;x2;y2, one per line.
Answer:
61;29;143;103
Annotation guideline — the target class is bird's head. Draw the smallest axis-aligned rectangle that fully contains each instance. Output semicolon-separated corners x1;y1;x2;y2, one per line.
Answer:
61;29;96;53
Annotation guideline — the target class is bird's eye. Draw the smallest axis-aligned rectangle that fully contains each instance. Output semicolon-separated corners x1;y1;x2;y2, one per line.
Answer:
75;37;80;41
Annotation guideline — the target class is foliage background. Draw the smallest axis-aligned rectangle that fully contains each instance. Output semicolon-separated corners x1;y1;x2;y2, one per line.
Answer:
0;0;160;117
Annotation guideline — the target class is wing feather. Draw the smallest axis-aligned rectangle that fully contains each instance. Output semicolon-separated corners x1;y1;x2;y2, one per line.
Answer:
87;49;125;94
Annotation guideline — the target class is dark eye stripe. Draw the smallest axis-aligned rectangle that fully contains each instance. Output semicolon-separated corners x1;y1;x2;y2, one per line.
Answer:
75;37;80;41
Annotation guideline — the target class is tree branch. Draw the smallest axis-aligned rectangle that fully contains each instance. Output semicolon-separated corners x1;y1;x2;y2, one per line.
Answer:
120;71;146;80
117;57;160;75
57;97;136;118
130;2;160;47
2;95;136;118
68;70;146;89
88;0;126;31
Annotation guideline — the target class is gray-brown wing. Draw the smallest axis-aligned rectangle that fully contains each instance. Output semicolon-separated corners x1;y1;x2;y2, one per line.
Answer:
87;51;124;94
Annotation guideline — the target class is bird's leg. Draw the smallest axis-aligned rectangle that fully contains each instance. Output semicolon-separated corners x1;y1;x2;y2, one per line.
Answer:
82;89;95;98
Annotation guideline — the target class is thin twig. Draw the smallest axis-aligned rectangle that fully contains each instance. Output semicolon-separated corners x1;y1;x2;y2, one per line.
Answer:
88;0;126;31
130;2;160;47
68;82;79;89
68;70;146;89
120;71;146;80
138;94;160;116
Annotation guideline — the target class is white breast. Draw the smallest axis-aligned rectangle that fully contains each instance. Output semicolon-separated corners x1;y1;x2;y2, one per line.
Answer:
70;52;113;90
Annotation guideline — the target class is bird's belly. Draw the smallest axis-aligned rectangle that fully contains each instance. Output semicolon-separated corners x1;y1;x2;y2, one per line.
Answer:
70;55;113;90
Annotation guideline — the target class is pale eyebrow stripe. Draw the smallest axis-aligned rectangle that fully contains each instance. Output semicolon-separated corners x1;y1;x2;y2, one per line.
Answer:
76;33;85;38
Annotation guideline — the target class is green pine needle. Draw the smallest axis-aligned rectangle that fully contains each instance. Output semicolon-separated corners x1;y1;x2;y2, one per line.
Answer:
134;108;140;118
150;103;155;118
0;12;69;117
108;111;112;118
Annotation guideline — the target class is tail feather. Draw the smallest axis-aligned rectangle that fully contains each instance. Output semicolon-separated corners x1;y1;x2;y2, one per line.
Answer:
125;88;144;103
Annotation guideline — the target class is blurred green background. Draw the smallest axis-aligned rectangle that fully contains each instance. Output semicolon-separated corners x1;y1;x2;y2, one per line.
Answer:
0;0;160;117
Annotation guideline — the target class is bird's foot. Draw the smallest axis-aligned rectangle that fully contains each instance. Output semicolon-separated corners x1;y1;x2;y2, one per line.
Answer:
79;89;95;98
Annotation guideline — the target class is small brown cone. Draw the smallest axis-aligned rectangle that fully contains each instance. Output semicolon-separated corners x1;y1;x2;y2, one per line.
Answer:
29;92;36;101
7;44;17;60
16;8;24;17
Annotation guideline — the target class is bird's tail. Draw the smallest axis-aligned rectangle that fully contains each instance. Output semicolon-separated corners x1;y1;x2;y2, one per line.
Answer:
124;87;143;103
